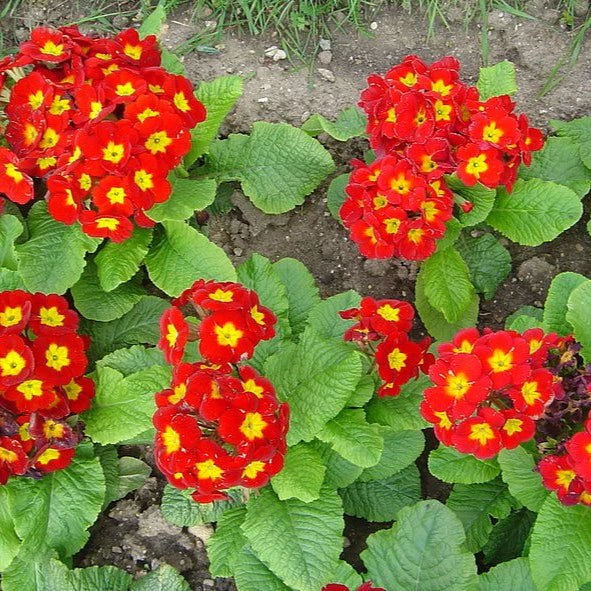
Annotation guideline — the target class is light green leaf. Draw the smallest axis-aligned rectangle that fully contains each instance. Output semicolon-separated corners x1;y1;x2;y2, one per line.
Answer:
232;546;294;591
0;487;20;570
0;268;26;290
446;477;515;552
146;177;217;222
326;173;350;221
421;246;474;322
96;444;119;508
317;409;383;468
0;542;55;591
0;215;23;270
497;446;549;512
482;507;536;566
505;305;544;329
519;136;591;198
477;558;537;591
161;485;243;527
185;75;243;165
16;202;100;294
309;440;363;489
301;106;366;141
241;487;344;591
365;374;430;432
476;60;517;100
551;116;591;169
271;443;327;502
487;179;583;246
81;365;171;445
543;272;587;336
71;261;145;321
566;279;591;363
130;565;190;590
265;328;362;444
530;495;591;591
428;446;501;484
340;464;421;522
273;258;321;336
68;563;133;591
329;561;363;589
456;233;511;300
416;271;479;341
207;506;247;578
145;221;236;296
96;345;166;376
95;227;153;292
138;4;167;37
358;429;425;482
306;290;361;339
445;175;496;227
347;373;376;407
81;296;169;362
435;218;462;252
507;314;542;332
116;457;152;501
362;500;477;591
202;122;335;213
6;453;105;558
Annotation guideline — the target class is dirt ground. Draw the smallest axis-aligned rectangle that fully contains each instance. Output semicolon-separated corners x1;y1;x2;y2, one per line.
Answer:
3;0;591;588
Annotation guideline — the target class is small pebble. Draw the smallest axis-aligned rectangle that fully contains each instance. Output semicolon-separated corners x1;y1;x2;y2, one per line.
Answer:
318;50;332;65
317;68;336;83
319;38;331;51
370;21;378;30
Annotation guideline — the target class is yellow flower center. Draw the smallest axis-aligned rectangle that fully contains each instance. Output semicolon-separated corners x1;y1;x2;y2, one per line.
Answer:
240;412;267;440
161;426;181;454
102;141;125;164
465;155;488;178
5;163;24;183
209;289;234;302
23;123;39;145
468;422;496;446
145;131;172;154
391;173;411;195
28;90;44;109
431;79;453;96
124;44;142;60
39;128;60;149
434;100;452;121
79;172;92;191
63;379;82;400
503;418;523;436
169;383;186;404
89;101;103;120
106;186;126;204
115;82;136;97
0;306;22;327
242;378;264;398
137;107;159;123
45;343;70;370
433;410;452;430
173;92;190;112
400;72;417;86
387;348;407;371
96;218;120;231
195;458;224;480
49;96;70;115
16;379;44;400
40;41;64;56
250;305;265;325
0;447;17;463
488;349;513;373
407;228;424;244
555;469;576;489
376;304;400;322
166;323;178;347
482;121;504;144
0;351;26;376
40;306;65;327
37;448;61;465
242;460;266;479
383;218;402;234
134;170;153;191
36;156;57;171
521;381;541;405
214;322;243;347
445;373;470;399
43;420;65;439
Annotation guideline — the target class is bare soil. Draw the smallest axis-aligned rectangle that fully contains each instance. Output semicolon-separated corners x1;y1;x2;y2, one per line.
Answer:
3;1;591;588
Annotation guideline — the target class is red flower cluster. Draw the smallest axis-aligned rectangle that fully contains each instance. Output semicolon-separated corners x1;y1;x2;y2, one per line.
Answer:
421;328;560;459
0;26;206;241
538;421;591;507
322;583;385;591
342;55;544;261
0;290;94;484
155;280;288;503
340;296;433;397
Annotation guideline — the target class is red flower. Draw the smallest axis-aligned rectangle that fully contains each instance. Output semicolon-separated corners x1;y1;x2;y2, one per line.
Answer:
91;175;136;216
29;293;79;336
566;427;591;481
0;335;34;387
19;27;73;63
469;107;519;149
199;312;255;364
420;400;455;446
507;368;554;417
102;69;147;104
538;454;581;505
32;333;88;386
437;327;480;357
375;331;424;386
158;307;189;365
0;437;28;484
114;29;161;68
128;153;171;207
163;74;207;128
79;210;134;242
0;148;34;204
3;379;56;413
396;219;437;261
0;290;32;336
456;143;504;189
136;113;191;167
498;410;535;449
60;376;95;414
32;446;75;473
452;407;504;459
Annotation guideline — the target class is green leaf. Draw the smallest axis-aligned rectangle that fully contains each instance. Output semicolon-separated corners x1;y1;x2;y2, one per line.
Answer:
415;270;479;341
476;558;537;591
428;446;501;484
329;561;363;589
326;173;350;221
420;246;475;322
130;565;190;590
161;485;243;527
185;75;244;166
456;233;511;300
95;227;153;292
306;290;361;339
232;546;294;591
265;328;362;444
482;507;536;566
519;136;591;198
146;177;217;222
551;116;591;169
365;374;430;432
96;345;166;376
81;365;171;445
207;506;247;577
347;373;376;407
301;106;366;141
0;542;55;591
507;314;542;332
145;222;236;296
340;464;421;522
362;500;477;591
0;487;20;570
566;279;591;363
273;258;321;336
505;305;544;330
497;446;549;512
0;215;23;270
16;202;100;294
62;561;133;591
358;429;425;482
530;495;591;591
435;218;462;252
96;444;119;507
446;175;496;227
317;409;383;468
71;261;145;322
6;453;105;558
476;60;517;100
309;440;363;489
139;4;167;37
488;179;583;246
81;296;169;361
271;443;327;502
116;457;152;501
0;268;26;290
203;122;335;213
241;487;344;591
446;477;515;552
543;272;587;336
